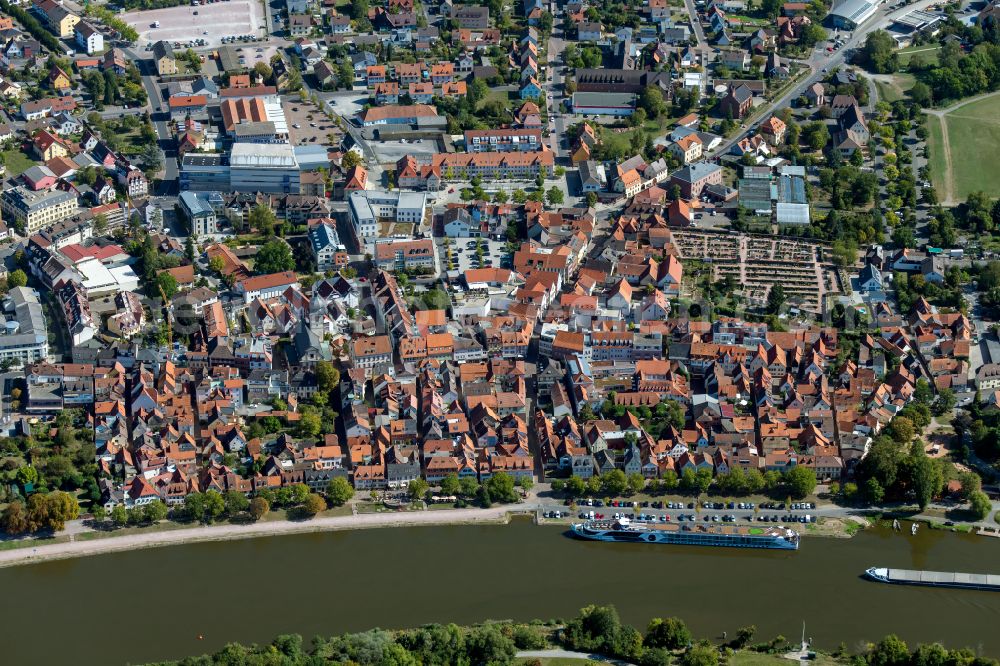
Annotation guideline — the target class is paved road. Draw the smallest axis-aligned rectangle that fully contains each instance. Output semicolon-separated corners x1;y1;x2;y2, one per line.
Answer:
545;29;569;159
684;0;707;49
128;48;179;195
518;649;633;665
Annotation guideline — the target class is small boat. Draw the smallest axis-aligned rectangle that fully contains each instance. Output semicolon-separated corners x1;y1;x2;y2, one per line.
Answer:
893;519;900;531
911;523;919;536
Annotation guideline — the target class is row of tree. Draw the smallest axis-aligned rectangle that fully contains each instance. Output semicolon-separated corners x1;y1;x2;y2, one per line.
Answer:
553;465;817;501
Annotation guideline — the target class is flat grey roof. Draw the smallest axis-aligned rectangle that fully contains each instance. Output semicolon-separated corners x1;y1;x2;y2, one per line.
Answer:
182;153;227;167
572;91;637;107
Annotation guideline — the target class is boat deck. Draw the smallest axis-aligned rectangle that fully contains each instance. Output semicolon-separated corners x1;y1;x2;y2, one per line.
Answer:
582;520;792;539
886;569;1000;587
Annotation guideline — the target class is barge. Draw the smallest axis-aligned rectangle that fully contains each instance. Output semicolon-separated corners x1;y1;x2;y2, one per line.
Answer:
865;567;1000;591
571;517;799;550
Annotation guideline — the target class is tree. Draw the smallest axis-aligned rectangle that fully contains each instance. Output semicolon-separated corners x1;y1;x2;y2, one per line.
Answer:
249;497;270;521
909;81;932;107
645;617;691;650
586;191;598;207
156;271;178;300
341;151;363;170
255;240;295;275
7;269;26;288
887;416;915;444
932;387;956;416
910;451;937;510
249;204;277;237
639;86;666;118
467;78;489;106
1;500;28;534
143;500;168;523
110;504;128;528
767;284;785;315
224;490;250;516
203;490;225;522
803;121;830;151
959;473;982;500
440;473;461;496
301;493;327;517
299;409;322;438
326;476;354;506
253;61;272;83
862;30;899;74
141;143;163;175
486;472;518;503
865;477;885;504
627;473;645;495
681;644;719;666
868;635;909;666
784;466;816;499
761;0;781;17
93;214;108;236
733;626;756;649
25;491;79;532
408;478;429;501
565;475;587;497
600;469;628;496
969;490;992;520
546;187;564;206
338;58;355;90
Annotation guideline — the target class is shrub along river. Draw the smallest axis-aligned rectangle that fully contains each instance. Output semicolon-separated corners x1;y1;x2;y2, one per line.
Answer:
4;519;1000;664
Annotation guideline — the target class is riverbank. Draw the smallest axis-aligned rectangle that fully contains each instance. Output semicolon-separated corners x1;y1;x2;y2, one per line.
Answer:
0;504;525;569
3;492;991;569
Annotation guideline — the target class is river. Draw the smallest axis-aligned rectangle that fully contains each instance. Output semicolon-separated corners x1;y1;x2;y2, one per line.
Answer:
4;520;1000;665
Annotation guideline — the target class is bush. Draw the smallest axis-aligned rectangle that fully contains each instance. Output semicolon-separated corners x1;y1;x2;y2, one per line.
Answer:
511;625;547;650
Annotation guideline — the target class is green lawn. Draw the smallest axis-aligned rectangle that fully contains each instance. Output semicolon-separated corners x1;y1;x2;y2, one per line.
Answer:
932;93;1000;199
874;73;914;103
897;44;940;68
2;149;36;177
926;114;948;198
479;88;512;112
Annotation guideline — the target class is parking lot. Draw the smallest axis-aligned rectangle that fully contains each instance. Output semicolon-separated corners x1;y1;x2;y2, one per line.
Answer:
440;237;510;274
323;91;368;124
124;0;266;48
230;43;282;69
284;98;340;147
569;499;821;526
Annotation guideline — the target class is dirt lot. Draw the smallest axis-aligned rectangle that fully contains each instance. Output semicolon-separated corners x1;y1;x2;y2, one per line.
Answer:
283;97;340;146
124;0;265;48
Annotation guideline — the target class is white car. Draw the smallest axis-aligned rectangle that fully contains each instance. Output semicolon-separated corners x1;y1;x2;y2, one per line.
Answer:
293;123;301;128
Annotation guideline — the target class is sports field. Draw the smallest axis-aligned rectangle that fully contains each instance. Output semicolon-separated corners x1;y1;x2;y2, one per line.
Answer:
926;92;1000;203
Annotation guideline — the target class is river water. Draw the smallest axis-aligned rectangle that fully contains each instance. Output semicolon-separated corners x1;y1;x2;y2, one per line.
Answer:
4;520;999;665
